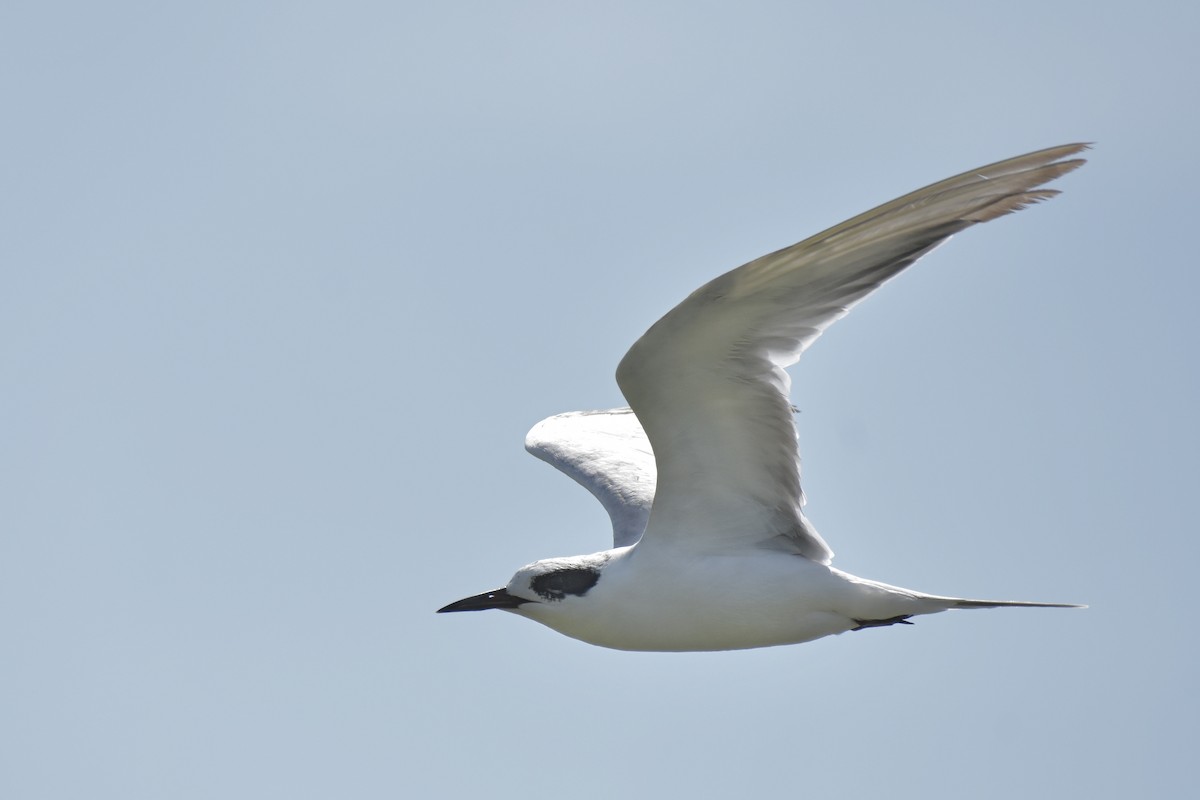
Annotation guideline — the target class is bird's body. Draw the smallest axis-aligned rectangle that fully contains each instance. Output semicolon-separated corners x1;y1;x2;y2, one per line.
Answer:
511;547;944;652
439;145;1087;652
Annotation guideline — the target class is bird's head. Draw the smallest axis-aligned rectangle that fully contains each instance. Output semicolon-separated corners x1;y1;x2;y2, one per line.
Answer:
437;554;611;616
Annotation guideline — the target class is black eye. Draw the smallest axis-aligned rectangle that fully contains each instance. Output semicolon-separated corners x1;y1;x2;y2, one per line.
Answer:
530;568;600;601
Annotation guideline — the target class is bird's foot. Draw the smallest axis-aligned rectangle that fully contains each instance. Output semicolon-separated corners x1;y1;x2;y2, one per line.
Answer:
851;614;914;631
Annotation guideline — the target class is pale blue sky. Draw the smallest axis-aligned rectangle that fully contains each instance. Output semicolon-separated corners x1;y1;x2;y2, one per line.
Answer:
3;2;1197;798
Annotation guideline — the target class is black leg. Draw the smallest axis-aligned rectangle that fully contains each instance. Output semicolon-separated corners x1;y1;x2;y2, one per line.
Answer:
851;614;914;631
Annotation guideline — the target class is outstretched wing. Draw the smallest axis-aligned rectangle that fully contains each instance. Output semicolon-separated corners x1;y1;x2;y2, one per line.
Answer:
525;408;656;548
616;144;1089;563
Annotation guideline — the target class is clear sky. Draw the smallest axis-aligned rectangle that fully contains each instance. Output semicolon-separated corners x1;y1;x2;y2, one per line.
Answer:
3;2;1196;798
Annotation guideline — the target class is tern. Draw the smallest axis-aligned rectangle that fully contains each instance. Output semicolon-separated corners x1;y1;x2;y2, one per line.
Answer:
439;144;1087;651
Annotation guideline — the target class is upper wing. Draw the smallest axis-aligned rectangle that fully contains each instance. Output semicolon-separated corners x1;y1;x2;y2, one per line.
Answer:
525;408;657;548
616;144;1089;563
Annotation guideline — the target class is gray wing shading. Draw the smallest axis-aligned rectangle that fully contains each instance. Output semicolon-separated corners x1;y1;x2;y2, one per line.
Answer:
616;143;1089;563
524;408;657;548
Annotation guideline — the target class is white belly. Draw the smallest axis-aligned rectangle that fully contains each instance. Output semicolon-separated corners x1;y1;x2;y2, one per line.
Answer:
514;549;942;652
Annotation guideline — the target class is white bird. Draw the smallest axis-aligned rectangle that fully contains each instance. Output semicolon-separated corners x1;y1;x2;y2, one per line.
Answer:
439;144;1087;651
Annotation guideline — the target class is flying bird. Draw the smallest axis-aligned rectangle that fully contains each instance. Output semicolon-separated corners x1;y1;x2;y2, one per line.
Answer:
439;144;1087;651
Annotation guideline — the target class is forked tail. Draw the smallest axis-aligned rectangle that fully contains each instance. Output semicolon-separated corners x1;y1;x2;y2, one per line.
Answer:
948;598;1086;610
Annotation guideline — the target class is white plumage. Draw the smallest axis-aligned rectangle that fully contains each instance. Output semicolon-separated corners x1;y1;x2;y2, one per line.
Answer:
440;144;1087;652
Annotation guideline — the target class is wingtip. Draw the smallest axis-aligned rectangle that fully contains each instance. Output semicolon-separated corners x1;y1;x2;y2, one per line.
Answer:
1033;143;1092;175
1039;141;1093;160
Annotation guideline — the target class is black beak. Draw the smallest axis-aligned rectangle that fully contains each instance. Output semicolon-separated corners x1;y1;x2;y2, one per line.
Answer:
437;588;530;613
